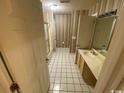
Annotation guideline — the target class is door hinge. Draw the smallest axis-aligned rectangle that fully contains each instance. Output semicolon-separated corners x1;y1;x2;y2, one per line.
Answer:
10;82;20;92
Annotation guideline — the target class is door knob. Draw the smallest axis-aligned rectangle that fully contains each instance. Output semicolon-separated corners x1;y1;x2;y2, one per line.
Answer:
46;58;49;63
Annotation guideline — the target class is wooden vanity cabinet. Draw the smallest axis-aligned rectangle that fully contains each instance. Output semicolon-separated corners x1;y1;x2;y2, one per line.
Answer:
82;63;97;87
75;49;103;87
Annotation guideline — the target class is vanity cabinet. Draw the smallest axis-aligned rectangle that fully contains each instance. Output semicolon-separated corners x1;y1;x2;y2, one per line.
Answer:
75;49;105;87
82;62;97;87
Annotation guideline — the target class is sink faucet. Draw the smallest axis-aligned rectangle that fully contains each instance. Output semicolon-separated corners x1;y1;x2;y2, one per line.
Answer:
90;49;98;55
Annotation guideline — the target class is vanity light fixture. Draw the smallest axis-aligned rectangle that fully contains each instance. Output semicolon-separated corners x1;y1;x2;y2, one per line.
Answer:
50;4;59;10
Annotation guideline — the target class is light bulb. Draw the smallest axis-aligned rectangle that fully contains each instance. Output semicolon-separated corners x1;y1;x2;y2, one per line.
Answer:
50;4;58;10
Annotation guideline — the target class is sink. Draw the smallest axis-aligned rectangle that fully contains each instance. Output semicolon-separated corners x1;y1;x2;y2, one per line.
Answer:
90;50;98;56
83;51;96;58
83;51;89;55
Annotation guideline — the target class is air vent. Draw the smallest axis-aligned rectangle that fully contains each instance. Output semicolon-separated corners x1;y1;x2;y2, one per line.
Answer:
60;0;70;3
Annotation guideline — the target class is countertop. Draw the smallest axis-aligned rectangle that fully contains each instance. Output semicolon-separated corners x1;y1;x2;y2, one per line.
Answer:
78;49;106;80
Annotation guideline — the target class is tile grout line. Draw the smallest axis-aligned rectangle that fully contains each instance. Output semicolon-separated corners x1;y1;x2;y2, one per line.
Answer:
48;48;91;93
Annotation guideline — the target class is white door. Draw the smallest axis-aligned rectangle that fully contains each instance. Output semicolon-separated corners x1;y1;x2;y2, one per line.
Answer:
0;52;18;93
0;0;49;93
0;30;49;93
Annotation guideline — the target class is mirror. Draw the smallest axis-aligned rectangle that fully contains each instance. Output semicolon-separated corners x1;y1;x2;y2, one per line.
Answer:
92;16;117;56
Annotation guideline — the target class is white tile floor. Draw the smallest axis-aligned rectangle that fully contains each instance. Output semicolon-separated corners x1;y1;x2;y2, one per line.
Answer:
48;48;91;93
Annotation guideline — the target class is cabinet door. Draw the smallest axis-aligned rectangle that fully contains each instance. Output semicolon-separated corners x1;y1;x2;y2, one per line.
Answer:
77;55;81;67
0;31;43;93
79;56;85;74
77;11;95;49
75;50;78;64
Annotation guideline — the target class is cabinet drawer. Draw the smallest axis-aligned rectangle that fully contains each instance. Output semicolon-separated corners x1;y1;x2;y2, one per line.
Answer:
82;63;97;87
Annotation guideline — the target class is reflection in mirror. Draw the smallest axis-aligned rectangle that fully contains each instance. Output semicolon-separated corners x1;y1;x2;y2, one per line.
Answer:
92;16;117;56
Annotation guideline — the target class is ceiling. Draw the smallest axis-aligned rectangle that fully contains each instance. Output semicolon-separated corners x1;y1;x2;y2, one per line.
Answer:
42;0;97;12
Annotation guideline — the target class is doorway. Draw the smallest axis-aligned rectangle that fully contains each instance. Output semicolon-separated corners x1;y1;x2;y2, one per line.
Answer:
54;13;72;48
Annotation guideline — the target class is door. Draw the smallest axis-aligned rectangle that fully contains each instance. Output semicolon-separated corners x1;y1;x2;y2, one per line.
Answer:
0;51;19;93
55;13;72;48
0;0;49;93
0;31;48;93
76;10;95;49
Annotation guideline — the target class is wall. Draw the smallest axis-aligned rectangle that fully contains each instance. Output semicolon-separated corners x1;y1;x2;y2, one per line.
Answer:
94;4;124;93
76;10;95;49
104;47;124;92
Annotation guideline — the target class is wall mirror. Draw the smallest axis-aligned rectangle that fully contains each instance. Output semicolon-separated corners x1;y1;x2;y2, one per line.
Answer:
92;16;117;56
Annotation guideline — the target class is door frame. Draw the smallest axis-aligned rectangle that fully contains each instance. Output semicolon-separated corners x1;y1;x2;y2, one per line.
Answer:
44;22;50;55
